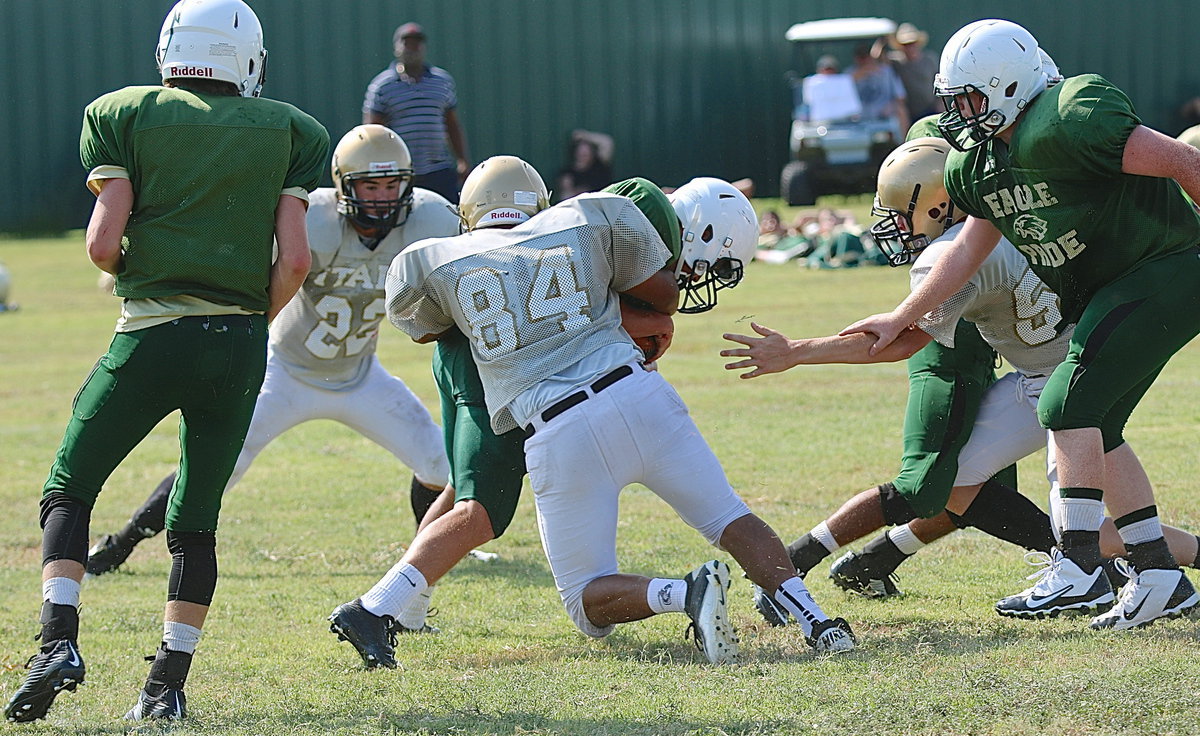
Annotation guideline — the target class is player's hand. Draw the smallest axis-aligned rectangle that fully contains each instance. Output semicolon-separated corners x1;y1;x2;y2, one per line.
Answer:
839;311;910;355
721;322;797;379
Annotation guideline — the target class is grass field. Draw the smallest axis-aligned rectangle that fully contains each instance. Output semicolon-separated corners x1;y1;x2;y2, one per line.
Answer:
3;232;1200;735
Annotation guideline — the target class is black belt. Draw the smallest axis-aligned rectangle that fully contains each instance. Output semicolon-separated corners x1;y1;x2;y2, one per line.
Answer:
523;364;635;438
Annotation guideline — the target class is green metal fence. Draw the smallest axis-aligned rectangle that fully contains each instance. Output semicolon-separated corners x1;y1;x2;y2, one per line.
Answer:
1;0;1197;232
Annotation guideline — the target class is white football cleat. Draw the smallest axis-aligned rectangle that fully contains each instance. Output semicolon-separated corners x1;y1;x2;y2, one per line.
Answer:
995;548;1114;619
683;560;739;664
1089;559;1200;631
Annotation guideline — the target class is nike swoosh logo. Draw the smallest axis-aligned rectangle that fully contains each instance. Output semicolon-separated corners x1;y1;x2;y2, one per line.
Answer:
1025;585;1073;608
65;645;82;668
1122;593;1149;621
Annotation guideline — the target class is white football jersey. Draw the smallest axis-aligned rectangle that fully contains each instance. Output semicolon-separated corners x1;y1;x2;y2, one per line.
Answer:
914;223;1073;378
270;188;460;389
387;193;671;433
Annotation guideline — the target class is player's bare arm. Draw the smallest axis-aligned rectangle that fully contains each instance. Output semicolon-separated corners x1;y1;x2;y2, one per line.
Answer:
621;267;679;316
620;297;674;363
84;178;133;275
841;215;1000;354
1122;124;1200;203
722;322;932;379
267;194;312;322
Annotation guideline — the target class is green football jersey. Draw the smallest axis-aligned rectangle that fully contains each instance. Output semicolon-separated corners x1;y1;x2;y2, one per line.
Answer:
80;86;329;312
906;114;941;141
944;75;1200;323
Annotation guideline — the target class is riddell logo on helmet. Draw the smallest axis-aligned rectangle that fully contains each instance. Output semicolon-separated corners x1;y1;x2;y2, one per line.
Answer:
489;211;523;220
167;65;214;77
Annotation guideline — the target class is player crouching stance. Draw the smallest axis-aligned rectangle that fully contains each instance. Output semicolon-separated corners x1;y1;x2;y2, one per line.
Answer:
327;157;854;666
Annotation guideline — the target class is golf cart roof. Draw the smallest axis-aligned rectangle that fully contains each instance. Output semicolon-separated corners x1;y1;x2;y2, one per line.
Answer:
785;17;897;43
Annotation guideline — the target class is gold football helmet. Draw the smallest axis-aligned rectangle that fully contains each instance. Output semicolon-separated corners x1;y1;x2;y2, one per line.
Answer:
331;125;415;243
870;137;958;267
458;156;549;231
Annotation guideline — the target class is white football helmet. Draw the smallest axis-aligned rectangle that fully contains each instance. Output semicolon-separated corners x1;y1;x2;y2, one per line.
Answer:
458;156;550;231
668;178;756;314
934;19;1047;150
870;137;957;267
156;0;267;98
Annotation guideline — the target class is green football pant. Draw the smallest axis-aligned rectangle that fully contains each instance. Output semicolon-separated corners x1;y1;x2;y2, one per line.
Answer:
433;328;527;538
1039;248;1200;451
43;314;267;532
893;319;1017;519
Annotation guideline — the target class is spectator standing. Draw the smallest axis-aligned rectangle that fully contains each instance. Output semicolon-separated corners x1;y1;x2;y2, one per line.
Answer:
879;23;941;120
849;44;909;135
364;22;470;203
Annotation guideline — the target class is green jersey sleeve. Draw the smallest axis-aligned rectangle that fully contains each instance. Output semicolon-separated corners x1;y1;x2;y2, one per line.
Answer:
285;111;330;193
1027;75;1139;179
602;178;681;262
906;114;942;141
80;90;135;175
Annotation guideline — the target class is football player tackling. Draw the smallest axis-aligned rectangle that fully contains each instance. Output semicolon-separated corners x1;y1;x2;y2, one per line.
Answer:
842;19;1200;630
329;157;854;670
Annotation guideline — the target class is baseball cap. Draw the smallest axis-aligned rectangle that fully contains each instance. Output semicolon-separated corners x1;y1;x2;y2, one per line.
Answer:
394;22;426;42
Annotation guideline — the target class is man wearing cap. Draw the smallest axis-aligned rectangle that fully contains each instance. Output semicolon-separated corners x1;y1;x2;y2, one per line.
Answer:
877;22;940;120
364;22;470;203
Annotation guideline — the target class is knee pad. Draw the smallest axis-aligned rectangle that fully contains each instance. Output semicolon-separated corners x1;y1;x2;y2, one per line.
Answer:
166;530;218;606
40;492;92;566
561;588;615;640
878;483;920;526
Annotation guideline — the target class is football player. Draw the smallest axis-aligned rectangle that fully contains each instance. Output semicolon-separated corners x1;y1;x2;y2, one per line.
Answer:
723;138;1200;621
329;156;854;671
327;171;767;667
841;19;1200;630
4;0;328;723
83;125;455;581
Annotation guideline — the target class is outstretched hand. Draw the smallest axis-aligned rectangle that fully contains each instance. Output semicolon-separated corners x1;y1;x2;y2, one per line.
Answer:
721;322;796;379
839;311;911;356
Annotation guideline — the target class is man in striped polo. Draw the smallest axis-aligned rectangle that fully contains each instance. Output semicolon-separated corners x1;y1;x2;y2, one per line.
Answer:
364;22;470;203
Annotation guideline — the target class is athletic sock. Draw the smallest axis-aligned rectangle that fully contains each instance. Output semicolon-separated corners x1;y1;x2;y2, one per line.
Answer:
43;577;81;609
397;585;435;630
1060;530;1103;572
361;562;428;619
162;621;202;655
1113;506;1164;547
786;533;831;577
887;524;925;555
1125;537;1178;572
772;577;828;638
646;578;687;614
858;532;910;576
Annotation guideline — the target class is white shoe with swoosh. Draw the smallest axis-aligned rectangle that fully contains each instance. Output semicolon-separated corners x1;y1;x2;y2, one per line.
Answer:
995;548;1114;619
1089;559;1200;631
